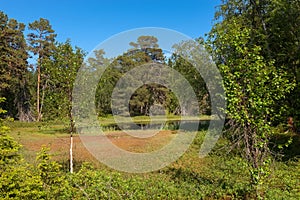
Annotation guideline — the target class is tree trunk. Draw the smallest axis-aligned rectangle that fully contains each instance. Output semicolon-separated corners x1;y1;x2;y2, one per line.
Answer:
69;89;74;173
37;64;40;121
39;78;48;121
70;133;73;173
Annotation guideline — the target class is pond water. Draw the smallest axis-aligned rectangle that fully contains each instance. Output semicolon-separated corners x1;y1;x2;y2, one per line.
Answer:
101;120;210;131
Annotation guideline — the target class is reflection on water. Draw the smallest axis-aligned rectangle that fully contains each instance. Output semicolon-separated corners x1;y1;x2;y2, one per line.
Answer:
101;120;210;131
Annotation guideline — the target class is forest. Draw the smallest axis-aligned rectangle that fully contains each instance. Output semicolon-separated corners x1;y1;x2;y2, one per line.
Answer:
1;0;300;199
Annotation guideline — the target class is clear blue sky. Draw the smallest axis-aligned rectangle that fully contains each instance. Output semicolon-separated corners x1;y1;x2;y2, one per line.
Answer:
0;0;220;53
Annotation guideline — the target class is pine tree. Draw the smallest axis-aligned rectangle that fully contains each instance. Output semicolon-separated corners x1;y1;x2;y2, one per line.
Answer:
0;12;32;121
27;18;56;121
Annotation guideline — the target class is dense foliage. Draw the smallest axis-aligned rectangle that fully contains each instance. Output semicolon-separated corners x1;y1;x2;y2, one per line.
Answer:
1;0;300;198
1;120;299;199
0;11;210;120
206;0;300;196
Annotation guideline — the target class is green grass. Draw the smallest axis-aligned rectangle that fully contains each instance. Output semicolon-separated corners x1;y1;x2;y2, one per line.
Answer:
98;114;212;125
4;120;300;199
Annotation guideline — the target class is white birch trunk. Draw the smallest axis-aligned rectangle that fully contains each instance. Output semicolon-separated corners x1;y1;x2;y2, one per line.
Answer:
70;134;73;173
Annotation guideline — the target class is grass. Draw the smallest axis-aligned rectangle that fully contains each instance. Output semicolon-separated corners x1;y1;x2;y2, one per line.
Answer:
4;120;300;199
98;114;213;125
6;120;181;169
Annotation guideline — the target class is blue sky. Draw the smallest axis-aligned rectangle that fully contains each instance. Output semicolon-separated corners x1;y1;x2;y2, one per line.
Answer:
0;0;220;53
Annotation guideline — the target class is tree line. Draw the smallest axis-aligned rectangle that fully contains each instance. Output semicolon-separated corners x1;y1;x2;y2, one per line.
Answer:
1;1;299;124
0;12;210;122
0;12;85;122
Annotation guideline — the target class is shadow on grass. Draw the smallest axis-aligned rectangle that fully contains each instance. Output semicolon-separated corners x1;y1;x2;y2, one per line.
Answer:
59;159;86;173
270;133;300;161
162;166;252;199
164;167;213;185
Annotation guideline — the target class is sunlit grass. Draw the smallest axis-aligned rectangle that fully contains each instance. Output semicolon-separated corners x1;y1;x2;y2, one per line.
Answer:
4;120;300;199
98;114;212;125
